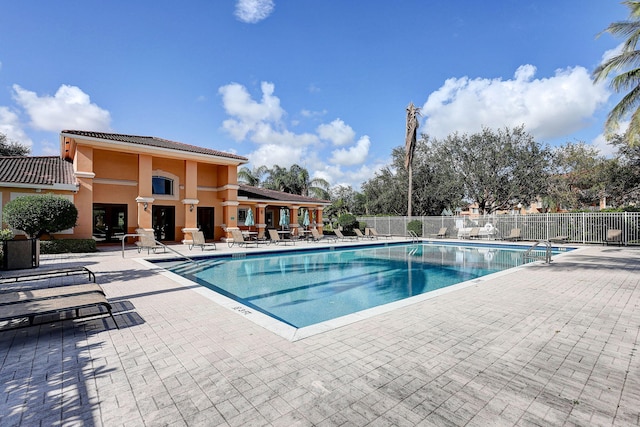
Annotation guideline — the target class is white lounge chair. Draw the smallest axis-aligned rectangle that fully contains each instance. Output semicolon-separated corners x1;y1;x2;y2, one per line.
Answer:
189;230;216;251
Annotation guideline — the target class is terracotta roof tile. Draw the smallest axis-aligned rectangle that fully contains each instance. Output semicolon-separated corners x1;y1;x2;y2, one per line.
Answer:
239;184;329;204
0;156;75;187
62;130;248;162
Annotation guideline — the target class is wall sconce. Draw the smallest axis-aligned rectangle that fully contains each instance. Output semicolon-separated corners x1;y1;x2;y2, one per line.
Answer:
189;204;194;212
143;202;148;211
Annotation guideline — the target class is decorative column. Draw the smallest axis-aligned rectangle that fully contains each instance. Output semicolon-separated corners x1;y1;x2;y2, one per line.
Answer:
290;205;300;231
137;154;153;230
73;144;94;239
181;160;199;243
315;207;324;233
256;203;267;238
222;201;239;241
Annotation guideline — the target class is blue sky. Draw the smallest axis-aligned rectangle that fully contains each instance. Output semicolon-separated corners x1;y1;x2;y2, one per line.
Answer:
0;1;627;190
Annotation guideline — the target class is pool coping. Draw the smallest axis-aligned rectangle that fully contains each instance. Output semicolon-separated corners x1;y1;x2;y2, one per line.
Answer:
135;240;584;341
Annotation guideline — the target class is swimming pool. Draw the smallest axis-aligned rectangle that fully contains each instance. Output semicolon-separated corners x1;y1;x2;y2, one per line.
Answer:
152;242;572;339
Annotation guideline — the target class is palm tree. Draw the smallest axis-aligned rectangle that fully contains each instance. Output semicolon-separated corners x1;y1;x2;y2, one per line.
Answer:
263;164;330;199
593;1;640;144
238;165;268;187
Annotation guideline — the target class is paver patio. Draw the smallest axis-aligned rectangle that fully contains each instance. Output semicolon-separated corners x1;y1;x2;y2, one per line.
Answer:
0;241;638;426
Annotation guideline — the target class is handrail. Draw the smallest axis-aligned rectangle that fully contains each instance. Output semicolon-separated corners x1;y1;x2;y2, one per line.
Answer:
407;230;420;243
121;233;198;264
522;240;552;264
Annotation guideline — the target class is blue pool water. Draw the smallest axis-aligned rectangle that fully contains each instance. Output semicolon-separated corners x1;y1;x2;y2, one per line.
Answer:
156;242;570;328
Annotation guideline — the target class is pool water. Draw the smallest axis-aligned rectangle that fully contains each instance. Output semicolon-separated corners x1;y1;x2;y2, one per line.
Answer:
160;243;560;328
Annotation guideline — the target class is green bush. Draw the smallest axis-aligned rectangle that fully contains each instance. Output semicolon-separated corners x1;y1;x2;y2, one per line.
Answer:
3;194;78;238
337;213;358;233
40;239;97;254
407;220;423;237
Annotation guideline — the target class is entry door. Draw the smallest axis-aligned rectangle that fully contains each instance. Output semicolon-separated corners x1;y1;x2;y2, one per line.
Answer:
152;206;175;241
93;204;127;243
197;207;215;239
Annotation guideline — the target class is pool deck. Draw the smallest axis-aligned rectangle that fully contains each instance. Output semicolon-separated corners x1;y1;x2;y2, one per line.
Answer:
0;238;639;426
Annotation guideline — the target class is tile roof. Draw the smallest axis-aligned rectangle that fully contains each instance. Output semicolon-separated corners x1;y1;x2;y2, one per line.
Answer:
62;130;248;162
239;184;330;204
0;156;76;187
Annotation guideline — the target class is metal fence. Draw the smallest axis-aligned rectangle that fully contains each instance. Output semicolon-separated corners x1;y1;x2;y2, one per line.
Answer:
358;212;640;245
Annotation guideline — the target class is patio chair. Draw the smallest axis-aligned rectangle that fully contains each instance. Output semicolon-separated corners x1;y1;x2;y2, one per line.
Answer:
430;227;448;239
354;228;375;239
503;228;521;241
468;227;481;239
228;229;265;248
269;229;295;246
606;229;623;246
334;229;357;241
188;230;216;251
0;292;119;329
0;283;105;305
311;228;338;243
549;235;569;243
135;228;166;254
367;228;392;239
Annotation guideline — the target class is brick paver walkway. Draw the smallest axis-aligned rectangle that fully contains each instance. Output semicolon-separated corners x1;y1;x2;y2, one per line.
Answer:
0;242;638;426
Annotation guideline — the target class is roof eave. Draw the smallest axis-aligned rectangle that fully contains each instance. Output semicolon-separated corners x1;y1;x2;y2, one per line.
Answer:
60;132;248;166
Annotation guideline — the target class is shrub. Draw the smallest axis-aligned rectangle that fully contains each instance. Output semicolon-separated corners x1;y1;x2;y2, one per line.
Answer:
3;194;78;238
407;220;423;237
337;213;358;233
0;228;14;241
40;239;97;254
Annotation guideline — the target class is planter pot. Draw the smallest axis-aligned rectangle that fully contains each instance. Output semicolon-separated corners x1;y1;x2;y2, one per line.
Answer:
2;239;40;270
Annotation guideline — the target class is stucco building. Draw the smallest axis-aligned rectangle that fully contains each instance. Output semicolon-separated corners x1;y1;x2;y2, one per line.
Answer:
0;130;329;243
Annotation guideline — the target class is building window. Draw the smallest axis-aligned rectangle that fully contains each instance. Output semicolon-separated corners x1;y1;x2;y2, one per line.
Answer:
152;176;173;195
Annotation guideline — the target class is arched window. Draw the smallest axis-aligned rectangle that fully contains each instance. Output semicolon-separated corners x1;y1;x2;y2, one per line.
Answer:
152;176;173;195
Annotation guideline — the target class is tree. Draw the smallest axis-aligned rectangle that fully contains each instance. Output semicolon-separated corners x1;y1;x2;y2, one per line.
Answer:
237;165;268;186
443;126;551;214
3;194;78;238
263;164;331;199
404;102;420;217
593;1;640;145
547;142;607;211
0;132;30;156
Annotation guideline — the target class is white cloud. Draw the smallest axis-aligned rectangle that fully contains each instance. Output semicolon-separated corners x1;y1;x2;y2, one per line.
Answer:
422;65;610;141
234;0;274;23
0;106;33;148
317;119;355;146
12;84;111;132
219;81;284;141
330;135;371;166
248;143;305;168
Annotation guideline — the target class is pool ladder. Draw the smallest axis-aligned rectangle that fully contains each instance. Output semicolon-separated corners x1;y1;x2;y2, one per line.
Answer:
522;240;552;264
407;230;421;243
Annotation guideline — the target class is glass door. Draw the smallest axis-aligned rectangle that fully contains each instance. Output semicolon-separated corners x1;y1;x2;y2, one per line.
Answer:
93;204;127;243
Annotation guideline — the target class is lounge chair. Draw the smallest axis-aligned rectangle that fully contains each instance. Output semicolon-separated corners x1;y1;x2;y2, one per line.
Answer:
311;228;338;243
430;227;448;239
0;266;96;283
503;228;521;241
0;283;105;305
468;227;481;239
188;230;216;251
228;229;261;248
606;229;622;246
549;235;569;243
334;229;357;241
269;229;295;246
135;228;166;254
367;228;392;239
354;228;375;239
0;292;119;329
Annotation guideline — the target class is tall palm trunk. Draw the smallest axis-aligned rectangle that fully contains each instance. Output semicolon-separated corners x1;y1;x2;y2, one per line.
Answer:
405;102;421;217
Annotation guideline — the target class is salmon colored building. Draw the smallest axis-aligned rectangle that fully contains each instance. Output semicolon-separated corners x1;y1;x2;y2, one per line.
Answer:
0;131;330;243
